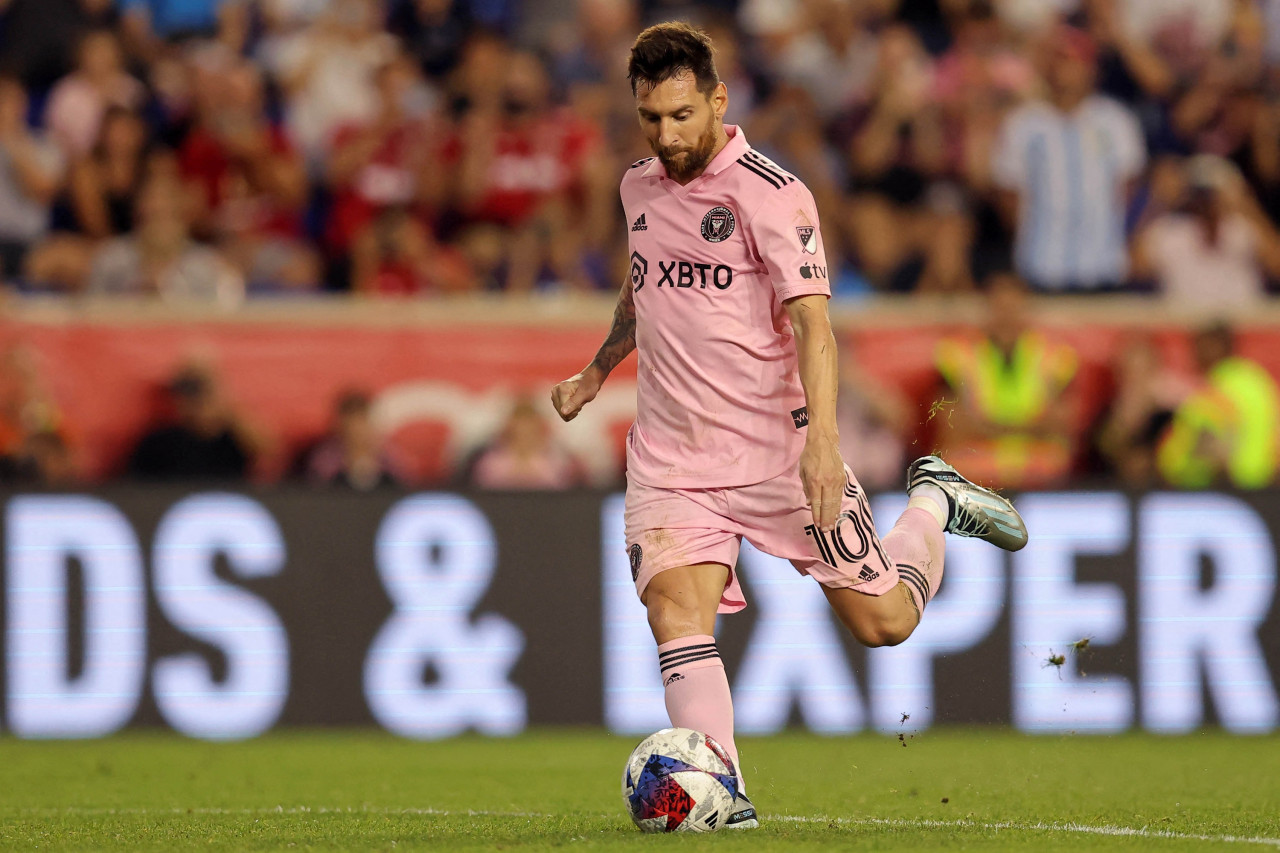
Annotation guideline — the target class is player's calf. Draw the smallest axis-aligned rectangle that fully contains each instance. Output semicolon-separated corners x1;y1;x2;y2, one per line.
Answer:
822;581;920;648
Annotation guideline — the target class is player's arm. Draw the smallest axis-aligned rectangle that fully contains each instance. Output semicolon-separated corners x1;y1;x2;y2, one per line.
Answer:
786;294;843;532
551;277;636;422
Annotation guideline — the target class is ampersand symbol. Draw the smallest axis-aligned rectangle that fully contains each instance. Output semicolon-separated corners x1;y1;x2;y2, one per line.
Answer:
364;495;525;737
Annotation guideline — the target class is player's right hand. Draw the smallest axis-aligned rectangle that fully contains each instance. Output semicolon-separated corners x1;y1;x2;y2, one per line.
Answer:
551;369;602;422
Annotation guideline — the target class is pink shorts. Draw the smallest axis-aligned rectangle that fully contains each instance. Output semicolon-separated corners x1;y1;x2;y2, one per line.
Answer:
623;464;901;613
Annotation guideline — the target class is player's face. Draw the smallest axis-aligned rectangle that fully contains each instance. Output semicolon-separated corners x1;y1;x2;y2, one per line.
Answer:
636;72;727;183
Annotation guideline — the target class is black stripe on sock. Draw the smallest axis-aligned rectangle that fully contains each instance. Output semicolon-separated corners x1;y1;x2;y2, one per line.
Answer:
660;649;721;672
898;564;931;596
659;642;715;661
660;647;720;666
896;563;936;596
898;563;930;590
899;572;928;606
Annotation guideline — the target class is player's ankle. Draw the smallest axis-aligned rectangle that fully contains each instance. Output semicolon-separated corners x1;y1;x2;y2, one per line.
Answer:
907;486;948;529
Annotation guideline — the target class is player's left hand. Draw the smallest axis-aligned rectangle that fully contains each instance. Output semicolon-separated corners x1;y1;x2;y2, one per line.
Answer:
799;433;844;532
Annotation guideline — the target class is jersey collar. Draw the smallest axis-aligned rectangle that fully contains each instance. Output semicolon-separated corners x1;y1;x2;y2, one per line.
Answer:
641;124;749;182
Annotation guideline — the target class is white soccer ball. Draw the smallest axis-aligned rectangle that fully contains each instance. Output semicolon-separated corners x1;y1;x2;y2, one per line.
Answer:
621;727;739;833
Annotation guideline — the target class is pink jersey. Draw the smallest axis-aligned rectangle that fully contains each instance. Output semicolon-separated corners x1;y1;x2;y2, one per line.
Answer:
621;125;830;488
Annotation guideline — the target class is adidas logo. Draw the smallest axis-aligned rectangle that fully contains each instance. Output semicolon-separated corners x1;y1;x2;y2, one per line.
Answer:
858;565;879;583
663;671;684;686
631;213;647;232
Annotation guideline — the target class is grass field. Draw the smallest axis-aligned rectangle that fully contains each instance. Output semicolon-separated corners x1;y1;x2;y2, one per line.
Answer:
2;729;1278;851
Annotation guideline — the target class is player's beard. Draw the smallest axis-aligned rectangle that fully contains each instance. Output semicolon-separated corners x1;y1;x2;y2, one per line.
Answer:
653;117;718;182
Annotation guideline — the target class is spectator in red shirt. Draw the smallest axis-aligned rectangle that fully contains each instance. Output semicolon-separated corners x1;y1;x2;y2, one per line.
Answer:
326;51;471;295
325;51;444;255
442;45;610;292
179;53;319;292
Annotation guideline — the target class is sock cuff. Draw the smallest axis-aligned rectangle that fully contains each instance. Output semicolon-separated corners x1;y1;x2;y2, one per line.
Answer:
657;635;721;673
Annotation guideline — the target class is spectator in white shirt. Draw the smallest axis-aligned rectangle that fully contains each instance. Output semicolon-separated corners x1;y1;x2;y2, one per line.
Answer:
992;26;1147;292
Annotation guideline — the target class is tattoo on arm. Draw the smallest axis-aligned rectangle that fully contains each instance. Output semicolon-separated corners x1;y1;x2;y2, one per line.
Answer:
588;279;637;377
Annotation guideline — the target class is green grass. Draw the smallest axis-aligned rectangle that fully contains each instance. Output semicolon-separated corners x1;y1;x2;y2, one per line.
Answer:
2;729;1278;851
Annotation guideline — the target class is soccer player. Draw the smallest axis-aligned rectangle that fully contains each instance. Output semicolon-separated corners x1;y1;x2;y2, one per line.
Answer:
551;22;1028;829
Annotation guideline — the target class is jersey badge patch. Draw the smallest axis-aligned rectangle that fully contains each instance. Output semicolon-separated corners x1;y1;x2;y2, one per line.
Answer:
629;544;643;580
796;226;817;254
700;207;735;243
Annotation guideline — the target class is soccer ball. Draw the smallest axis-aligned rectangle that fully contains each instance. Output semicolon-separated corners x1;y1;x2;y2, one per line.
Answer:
621;727;738;833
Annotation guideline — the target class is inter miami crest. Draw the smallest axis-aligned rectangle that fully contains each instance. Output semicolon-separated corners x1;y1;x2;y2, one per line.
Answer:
701;206;735;243
796;226;817;254
629;544;643;580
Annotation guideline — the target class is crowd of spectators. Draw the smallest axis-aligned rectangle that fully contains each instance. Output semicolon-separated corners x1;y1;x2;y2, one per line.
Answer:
0;0;1276;300
2;0;1280;492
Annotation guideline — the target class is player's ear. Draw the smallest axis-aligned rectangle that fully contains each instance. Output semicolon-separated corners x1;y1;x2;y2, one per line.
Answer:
710;81;728;120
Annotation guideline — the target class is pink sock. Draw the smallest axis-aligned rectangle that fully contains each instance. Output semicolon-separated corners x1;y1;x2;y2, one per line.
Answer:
882;506;946;614
657;635;740;784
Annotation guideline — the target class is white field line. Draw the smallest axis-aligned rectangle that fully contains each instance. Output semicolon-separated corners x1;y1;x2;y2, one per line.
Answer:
778;815;1280;848
11;807;1280;847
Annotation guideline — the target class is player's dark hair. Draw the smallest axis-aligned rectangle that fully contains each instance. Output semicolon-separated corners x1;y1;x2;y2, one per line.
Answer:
627;22;719;97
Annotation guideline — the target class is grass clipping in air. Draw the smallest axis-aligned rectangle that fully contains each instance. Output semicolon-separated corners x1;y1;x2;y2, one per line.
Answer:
2;729;1278;850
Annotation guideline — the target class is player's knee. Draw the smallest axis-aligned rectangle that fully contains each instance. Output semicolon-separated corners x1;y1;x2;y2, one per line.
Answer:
849;608;917;648
644;590;705;641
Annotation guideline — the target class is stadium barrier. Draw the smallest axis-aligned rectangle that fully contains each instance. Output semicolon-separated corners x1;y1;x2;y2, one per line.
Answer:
1;486;1276;739
10;294;1280;482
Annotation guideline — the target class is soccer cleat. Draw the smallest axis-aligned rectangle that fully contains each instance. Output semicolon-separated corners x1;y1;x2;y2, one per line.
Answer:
907;456;1028;552
724;793;759;830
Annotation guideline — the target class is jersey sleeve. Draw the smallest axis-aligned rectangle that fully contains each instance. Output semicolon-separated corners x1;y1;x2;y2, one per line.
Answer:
748;181;831;303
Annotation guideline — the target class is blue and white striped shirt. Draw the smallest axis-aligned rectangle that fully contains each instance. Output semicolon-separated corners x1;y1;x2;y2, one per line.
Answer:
992;95;1146;290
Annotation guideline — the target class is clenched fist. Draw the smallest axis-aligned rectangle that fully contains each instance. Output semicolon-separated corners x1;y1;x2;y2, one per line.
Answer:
550;367;604;422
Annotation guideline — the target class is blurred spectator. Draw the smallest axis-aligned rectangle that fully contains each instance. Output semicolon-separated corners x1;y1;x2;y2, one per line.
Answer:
25;108;157;293
119;0;250;62
1131;154;1280;306
351;208;474;295
992;26;1146;292
443;46;611;291
843;25;974;293
0;345;79;485
0;0;117;91
303;389;409;489
933;272;1080;487
325;53;448;272
86;170;245;304
179;55;318;292
774;0;880;125
128;362;266;480
69;108;157;240
388;0;475;81
273;0;399;167
1157;321;1280;489
468;396;586;489
0;76;66;288
43;29;147;159
837;338;912;492
1091;335;1194;487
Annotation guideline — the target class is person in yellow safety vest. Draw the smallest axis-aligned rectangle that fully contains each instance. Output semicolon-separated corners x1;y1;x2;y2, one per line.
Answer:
934;272;1079;488
1157;322;1280;489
